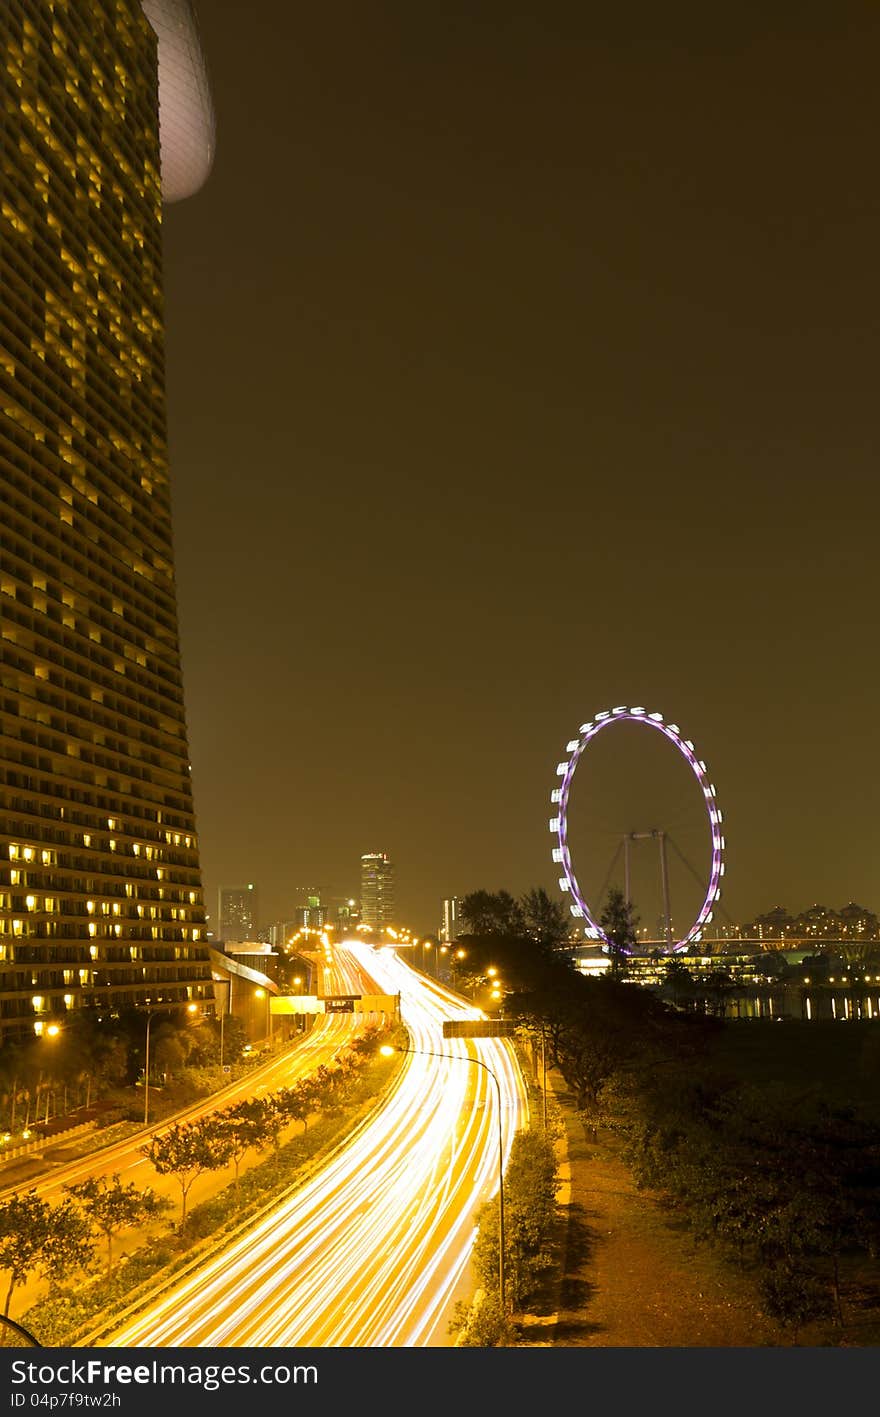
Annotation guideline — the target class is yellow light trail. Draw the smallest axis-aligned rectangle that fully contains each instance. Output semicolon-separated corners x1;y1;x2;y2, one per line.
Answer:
103;940;528;1347
5;952;374;1207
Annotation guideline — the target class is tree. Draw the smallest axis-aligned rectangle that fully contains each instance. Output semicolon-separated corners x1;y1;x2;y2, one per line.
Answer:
599;887;639;977
450;1289;517;1347
662;957;693;1006
0;1192;94;1317
275;1079;319;1135
36;1199;94;1292
141;1121;233;1230
350;1026;383;1060
512;974;672;1131
151;1023;195;1081
65;1174;169;1273
519;888;569;952
218;1015;247;1066
470;1126;560;1312
216;1108;271;1190
459;891;525;939
0;1193;50;1317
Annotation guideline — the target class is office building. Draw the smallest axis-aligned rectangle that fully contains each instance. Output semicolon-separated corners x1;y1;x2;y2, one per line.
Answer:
217;884;258;944
0;1;214;1038
360;852;394;930
440;896;464;944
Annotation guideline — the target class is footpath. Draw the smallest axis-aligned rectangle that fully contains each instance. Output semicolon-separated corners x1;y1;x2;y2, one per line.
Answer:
532;1072;782;1348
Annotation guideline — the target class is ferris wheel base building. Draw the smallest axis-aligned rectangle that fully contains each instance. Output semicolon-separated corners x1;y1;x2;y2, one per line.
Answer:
0;1;215;1040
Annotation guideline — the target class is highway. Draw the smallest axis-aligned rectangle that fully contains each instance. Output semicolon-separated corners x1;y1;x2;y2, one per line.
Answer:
102;940;529;1346
0;942;377;1207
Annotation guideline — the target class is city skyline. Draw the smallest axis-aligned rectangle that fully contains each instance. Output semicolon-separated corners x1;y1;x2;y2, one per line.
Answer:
157;4;876;934
2;0;879;1370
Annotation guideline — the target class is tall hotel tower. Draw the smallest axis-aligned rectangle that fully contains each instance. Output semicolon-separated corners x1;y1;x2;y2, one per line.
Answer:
360;852;395;931
0;1;215;1039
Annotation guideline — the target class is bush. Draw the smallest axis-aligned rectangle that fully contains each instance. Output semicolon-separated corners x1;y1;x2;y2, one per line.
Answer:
471;1125;560;1312
451;1291;517;1347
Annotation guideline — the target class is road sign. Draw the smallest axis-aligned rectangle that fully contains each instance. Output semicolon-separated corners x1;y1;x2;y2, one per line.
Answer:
442;1020;516;1038
356;994;398;1015
324;996;356;1013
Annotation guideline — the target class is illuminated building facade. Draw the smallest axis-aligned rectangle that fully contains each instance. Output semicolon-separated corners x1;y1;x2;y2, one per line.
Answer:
360;852;394;930
440;895;463;943
0;0;214;1039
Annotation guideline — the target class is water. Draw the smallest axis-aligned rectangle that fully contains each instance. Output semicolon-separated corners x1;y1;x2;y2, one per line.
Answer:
669;985;880;1022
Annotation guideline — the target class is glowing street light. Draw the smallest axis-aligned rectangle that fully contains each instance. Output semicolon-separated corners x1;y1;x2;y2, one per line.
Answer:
254;986;272;1043
380;1041;507;1312
212;977;232;1068
143;1001;197;1126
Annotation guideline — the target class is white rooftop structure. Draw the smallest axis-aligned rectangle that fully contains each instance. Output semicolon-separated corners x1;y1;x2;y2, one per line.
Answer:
141;0;215;202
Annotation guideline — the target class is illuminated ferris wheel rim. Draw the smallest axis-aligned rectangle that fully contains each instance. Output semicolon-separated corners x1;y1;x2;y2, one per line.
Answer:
549;706;724;952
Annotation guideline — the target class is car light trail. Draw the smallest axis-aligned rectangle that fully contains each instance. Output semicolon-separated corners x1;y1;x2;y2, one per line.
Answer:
6;951;375;1207
102;940;528;1347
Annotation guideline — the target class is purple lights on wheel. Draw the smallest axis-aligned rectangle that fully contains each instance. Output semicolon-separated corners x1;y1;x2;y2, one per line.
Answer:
549;707;724;952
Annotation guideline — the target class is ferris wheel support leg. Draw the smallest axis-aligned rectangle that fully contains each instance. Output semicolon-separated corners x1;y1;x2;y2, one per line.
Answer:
659;830;673;949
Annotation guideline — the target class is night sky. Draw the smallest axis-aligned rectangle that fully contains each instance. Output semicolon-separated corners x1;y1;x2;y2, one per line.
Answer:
159;2;879;937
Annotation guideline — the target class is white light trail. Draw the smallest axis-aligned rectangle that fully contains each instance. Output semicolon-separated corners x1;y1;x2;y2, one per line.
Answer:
104;942;528;1347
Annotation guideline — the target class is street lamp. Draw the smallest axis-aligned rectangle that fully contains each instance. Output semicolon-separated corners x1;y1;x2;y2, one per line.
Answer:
213;977;232;1067
38;1022;62;1124
143;1009;157;1127
143;1002;196;1126
291;975;303;1035
452;947;466;991
254;986;272;1044
380;1042;507;1312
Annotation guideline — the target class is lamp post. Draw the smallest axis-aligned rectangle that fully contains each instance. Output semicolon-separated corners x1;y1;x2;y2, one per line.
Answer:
213;977;232;1067
38;1023;62;1125
452;947;466;991
143;1002;196;1126
254;986;272;1044
382;1042;506;1312
292;975;303;1035
143;1009;156;1127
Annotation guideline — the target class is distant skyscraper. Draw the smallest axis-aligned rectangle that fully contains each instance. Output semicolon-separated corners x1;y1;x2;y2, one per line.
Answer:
441;896;464;943
218;884;258;944
360;853;394;930
0;1;215;1039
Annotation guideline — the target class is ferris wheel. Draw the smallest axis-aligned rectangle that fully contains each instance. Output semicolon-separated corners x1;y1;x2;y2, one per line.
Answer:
549;706;724;952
